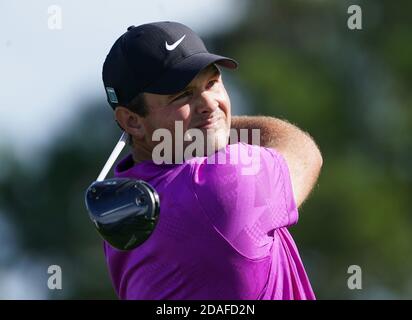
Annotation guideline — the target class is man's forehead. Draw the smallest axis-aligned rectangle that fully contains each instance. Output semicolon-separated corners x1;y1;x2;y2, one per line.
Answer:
198;64;221;78
167;64;221;96
143;64;221;104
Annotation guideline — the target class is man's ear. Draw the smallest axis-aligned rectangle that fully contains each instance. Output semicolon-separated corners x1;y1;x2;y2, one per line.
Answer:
114;106;146;139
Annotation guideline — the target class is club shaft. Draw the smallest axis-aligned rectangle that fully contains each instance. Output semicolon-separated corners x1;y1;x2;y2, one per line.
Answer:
96;131;128;181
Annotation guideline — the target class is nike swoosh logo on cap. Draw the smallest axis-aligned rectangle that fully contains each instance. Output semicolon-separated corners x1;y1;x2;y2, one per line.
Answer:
165;35;186;51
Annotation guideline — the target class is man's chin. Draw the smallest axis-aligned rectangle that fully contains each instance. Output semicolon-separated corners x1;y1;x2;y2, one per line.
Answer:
203;131;229;156
181;125;229;158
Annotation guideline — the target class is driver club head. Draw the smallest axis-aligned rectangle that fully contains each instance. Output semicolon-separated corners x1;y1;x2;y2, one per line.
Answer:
84;131;160;251
85;178;160;250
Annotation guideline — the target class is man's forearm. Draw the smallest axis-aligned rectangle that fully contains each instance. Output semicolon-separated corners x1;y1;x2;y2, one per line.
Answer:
231;115;292;149
230;115;323;208
231;115;320;158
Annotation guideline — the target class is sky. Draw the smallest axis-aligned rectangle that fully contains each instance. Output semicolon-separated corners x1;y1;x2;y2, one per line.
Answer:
0;0;248;163
0;0;247;299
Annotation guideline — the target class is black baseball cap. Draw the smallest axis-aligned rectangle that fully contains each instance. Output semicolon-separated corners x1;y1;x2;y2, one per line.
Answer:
102;21;238;109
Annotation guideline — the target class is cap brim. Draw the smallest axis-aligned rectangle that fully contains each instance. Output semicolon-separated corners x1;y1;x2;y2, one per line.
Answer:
144;52;238;95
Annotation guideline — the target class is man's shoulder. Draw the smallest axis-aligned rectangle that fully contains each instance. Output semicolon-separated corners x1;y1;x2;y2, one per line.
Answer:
193;142;279;176
190;142;280;191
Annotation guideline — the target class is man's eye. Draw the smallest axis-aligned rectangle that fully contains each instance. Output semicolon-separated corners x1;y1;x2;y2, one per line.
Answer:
207;80;218;88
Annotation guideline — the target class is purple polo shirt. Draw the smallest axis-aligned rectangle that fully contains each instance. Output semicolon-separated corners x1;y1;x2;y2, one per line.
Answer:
103;142;315;300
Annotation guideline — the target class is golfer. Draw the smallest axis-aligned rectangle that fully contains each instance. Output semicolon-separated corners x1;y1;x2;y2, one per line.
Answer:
101;21;322;299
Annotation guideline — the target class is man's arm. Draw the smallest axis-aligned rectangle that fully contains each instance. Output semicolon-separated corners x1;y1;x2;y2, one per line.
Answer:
231;115;323;209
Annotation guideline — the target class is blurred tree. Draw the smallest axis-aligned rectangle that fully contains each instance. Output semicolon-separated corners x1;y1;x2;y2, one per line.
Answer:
0;98;120;299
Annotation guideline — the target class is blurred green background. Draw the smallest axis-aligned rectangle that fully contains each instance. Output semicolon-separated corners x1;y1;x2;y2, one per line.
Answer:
1;0;411;299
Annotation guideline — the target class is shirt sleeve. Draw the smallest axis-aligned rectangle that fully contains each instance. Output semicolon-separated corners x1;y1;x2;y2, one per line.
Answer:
191;142;299;259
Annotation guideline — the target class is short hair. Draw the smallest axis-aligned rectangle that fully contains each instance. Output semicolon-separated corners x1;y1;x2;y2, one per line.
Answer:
124;93;149;146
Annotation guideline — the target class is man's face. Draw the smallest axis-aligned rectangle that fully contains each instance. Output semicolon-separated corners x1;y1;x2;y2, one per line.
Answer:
139;64;232;159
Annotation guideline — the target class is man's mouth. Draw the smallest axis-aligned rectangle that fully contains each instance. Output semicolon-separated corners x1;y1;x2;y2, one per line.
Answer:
195;116;220;129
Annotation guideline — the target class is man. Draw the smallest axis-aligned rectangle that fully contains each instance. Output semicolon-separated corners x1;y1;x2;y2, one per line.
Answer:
102;21;322;299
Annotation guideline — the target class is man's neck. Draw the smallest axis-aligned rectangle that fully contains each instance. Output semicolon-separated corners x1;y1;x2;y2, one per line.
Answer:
132;144;153;164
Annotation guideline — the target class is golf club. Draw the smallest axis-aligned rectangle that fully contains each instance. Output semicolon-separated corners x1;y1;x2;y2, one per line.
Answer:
84;131;160;250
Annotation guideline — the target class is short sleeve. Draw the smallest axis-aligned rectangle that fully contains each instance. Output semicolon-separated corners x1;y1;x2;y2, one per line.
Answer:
262;146;299;228
191;143;299;259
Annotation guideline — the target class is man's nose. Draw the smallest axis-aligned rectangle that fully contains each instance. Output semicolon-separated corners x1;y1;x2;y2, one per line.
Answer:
194;92;218;114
